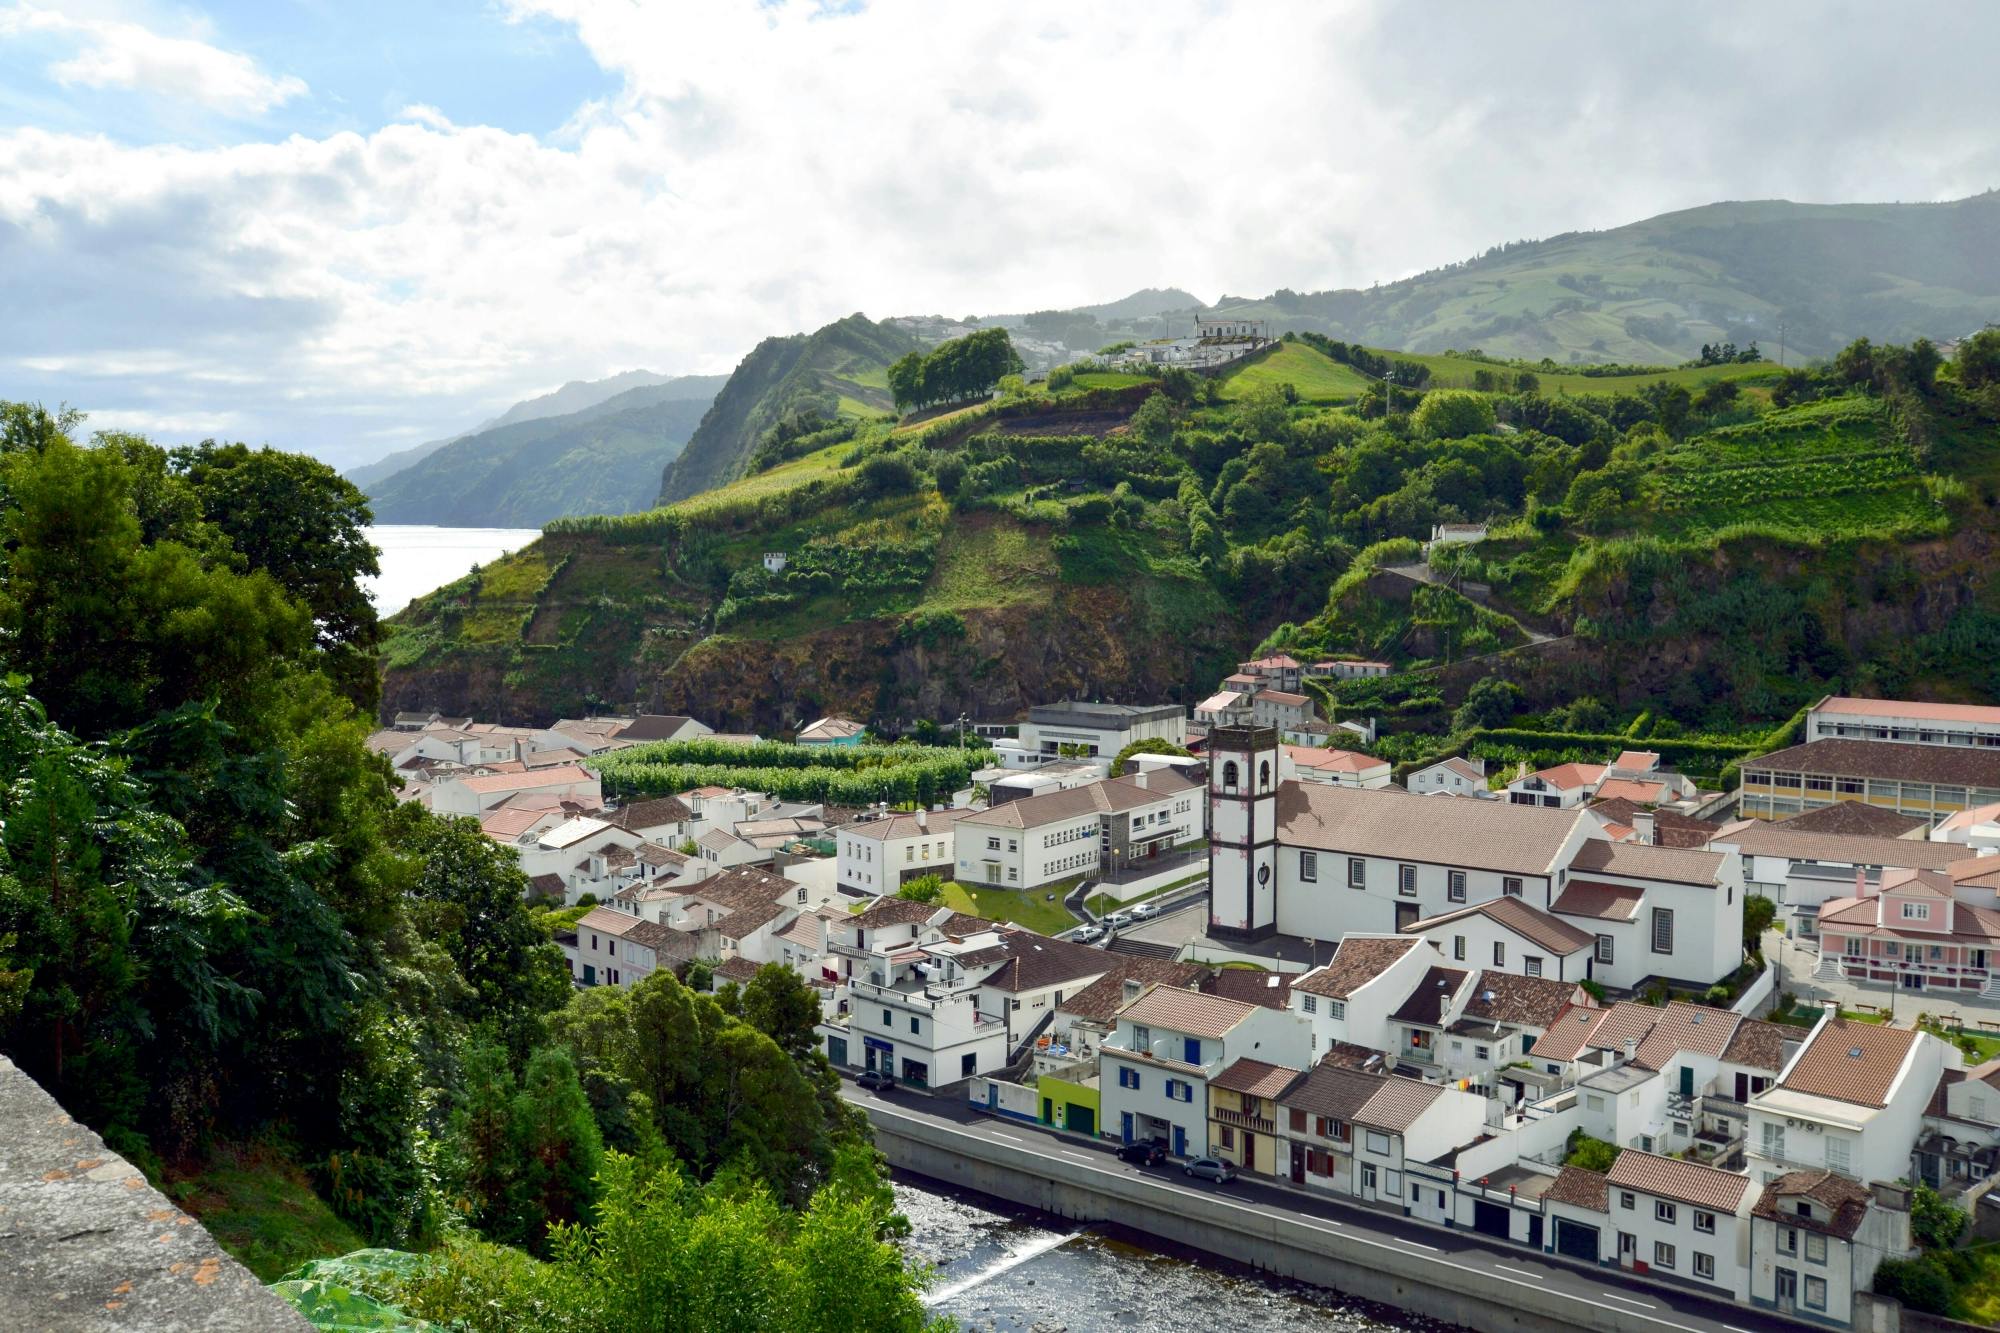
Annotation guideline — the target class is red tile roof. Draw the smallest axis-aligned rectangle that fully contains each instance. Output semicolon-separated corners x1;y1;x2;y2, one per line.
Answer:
1606;1150;1752;1213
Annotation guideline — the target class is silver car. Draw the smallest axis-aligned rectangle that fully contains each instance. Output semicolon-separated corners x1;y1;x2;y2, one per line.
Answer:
1182;1157;1236;1183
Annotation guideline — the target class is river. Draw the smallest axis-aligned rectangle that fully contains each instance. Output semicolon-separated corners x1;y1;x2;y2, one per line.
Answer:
362;524;543;615
896;1174;1448;1333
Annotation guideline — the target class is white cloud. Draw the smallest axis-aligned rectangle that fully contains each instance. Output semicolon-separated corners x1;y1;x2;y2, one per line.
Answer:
0;3;306;114
3;1;1999;469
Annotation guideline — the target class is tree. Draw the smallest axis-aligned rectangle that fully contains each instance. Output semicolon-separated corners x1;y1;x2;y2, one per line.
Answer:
886;351;925;412
1111;737;1193;777
450;1039;526;1242
1236;384;1291;442
740;964;824;1062
1957;327;2000;393
1412;390;1496;440
895;874;944;905
1514;370;1539;395
1452;676;1522;732
403;815;572;1060
1911;1182;1967;1251
169;441;382;710
1129;391;1174;447
509;1047;604;1252
1742;893;1777;957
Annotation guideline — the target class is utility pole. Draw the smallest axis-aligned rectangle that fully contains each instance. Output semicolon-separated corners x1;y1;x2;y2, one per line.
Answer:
956;712;970;749
1778;322;1787;369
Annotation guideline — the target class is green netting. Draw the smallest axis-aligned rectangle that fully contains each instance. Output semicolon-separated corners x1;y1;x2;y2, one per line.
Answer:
271;1249;436;1332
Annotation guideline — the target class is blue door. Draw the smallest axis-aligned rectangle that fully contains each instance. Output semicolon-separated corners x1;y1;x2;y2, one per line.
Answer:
988;1084;999;1110
1121;1112;1133;1143
1172;1125;1186;1157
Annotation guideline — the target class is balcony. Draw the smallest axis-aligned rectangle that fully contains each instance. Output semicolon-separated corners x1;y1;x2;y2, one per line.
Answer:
1212;1106;1275;1135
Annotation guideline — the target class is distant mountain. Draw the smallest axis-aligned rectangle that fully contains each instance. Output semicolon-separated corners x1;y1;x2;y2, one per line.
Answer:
1209;192;2000;364
346;370;724;494
365;378;725;527
656;313;918;505
1069;287;1205;322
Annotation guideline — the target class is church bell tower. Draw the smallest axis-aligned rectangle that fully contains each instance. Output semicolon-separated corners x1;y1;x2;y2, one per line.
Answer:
1205;725;1279;940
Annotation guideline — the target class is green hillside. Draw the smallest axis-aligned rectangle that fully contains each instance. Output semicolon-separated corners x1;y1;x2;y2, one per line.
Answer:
364;382;719;527
379;327;2000;749
656;313;918;504
1210;193;2000;365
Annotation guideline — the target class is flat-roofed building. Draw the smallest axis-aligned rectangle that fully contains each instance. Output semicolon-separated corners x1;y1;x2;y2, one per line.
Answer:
1807;695;2000;749
1738;738;2000;826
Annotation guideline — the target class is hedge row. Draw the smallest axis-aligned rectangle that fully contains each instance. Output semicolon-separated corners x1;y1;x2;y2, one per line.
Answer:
591;742;985;806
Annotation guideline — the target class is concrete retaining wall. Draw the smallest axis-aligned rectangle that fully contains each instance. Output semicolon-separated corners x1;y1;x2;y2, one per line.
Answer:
1734;962;1778;1016
870;1101;1717;1333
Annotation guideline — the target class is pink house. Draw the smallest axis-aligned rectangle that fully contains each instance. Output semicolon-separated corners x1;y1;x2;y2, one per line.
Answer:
1816;865;2000;995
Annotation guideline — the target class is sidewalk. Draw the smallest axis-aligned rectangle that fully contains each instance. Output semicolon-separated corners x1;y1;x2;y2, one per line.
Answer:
1765;927;2000;1031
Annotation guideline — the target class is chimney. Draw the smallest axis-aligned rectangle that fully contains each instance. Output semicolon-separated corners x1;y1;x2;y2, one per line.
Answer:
1632;811;1655;845
1623;1037;1638;1063
1122;977;1145;1004
916;810;928;832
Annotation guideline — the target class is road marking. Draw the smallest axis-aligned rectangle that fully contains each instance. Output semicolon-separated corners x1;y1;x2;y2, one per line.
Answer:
989;1131;1020;1142
1060;1150;1094;1160
1494;1264;1540;1278
1600;1291;1657;1309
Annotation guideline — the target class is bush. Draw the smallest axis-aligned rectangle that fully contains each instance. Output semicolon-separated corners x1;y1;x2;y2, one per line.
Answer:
1412;390;1497;440
1874;1255;1956;1315
1564;1130;1617;1173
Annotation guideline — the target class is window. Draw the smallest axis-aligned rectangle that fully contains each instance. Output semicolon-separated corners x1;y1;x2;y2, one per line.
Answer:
906;845;914;863
909;1016;920;1034
1183;1038;1202;1065
1475;1044;1490;1060
1694;1210;1716;1234
1302;994;1318;1014
1826;1137;1850;1174
882;1009;892;1025
1652;907;1674;954
1806;1233;1827;1264
1804;1276;1827;1311
1328;999;1347;1020
1365;1130;1391;1154
987;837;1000;851
1493;941;1506;966
1315;1114;1334;1137
1290;1108;1307;1132
1222;760;1239;790
1655;1201;1677;1224
1453;936;1466;961
1777;1226;1797;1256
1694;1252;1714;1280
1620;1191;1635;1210
1348;858;1366;888
1763;1122;1786;1160
1006;867;1017;882
1503;876;1523;898
1301;851;1318;882
1654;1242;1675;1270
962;1053;977;1077
1398;864;1417;897
1133;1025;1151;1050
1902;902;1931;921
1118;1066;1139;1090
1218;1125;1234;1149
1448;870;1467;903
1525;955;1543;977
1596;934;1614;964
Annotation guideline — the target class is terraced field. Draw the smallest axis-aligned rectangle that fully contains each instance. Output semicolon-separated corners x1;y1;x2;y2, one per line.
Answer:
1218;341;1372;402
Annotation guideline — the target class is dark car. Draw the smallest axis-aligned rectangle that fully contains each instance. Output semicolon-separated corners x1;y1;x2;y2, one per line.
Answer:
1115;1139;1166;1166
856;1069;895;1092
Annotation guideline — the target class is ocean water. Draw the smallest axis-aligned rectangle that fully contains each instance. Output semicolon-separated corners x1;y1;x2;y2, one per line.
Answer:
896;1175;1446;1333
362;524;542;615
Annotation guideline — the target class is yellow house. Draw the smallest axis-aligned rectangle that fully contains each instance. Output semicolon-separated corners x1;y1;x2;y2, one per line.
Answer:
1207;1057;1300;1176
1036;1068;1102;1139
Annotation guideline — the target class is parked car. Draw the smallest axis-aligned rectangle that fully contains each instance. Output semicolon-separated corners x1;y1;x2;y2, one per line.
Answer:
1182;1157;1236;1183
1129;901;1162;920
856;1069;895;1093
1116;1140;1167;1166
1103;911;1132;928
1072;924;1104;943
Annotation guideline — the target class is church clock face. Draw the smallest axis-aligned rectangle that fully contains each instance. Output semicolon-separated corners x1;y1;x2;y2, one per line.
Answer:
1257;864;1270;886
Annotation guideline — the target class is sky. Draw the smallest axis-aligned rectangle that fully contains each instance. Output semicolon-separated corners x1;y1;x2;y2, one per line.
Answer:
4;1;2000;471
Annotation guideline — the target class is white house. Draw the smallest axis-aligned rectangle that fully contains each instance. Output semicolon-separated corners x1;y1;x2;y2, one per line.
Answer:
1280;745;1392;789
955;771;1203;892
563;906;694;988
993;701;1188;770
1402;896;1599;984
836;809;963;897
431;763;602;817
1749;1171;1912;1327
1100;984;1311;1159
1716;821;1968;933
1746;1011;1947;1187
1506;762;1607;809
1806;695;2000;749
1407;756;1489;799
1307;659;1391;681
1194;691;1255;729
1288;935;1439;1060
1933;800;2000;852
1273;1064;1485;1205
1553;1149;1754;1298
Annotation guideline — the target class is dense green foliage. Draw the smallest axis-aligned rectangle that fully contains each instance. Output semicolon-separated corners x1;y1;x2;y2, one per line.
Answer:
591;740;983;805
0;408;938;1324
889;327;1025;410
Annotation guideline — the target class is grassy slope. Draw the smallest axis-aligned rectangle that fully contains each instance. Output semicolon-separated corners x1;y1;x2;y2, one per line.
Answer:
941;879;1079;935
1218;341;1372;402
1205;193;2000;364
169;1145;367;1282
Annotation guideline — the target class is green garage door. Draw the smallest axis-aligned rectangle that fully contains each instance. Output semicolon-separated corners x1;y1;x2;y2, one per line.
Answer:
1068;1105;1094;1136
1554;1218;1600;1263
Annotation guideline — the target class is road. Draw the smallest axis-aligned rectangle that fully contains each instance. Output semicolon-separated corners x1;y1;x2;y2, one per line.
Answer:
842;1080;1802;1333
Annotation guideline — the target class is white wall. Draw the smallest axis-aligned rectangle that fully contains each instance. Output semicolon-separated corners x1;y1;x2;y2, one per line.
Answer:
1411;914;1590;984
1606;1182;1750;1300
